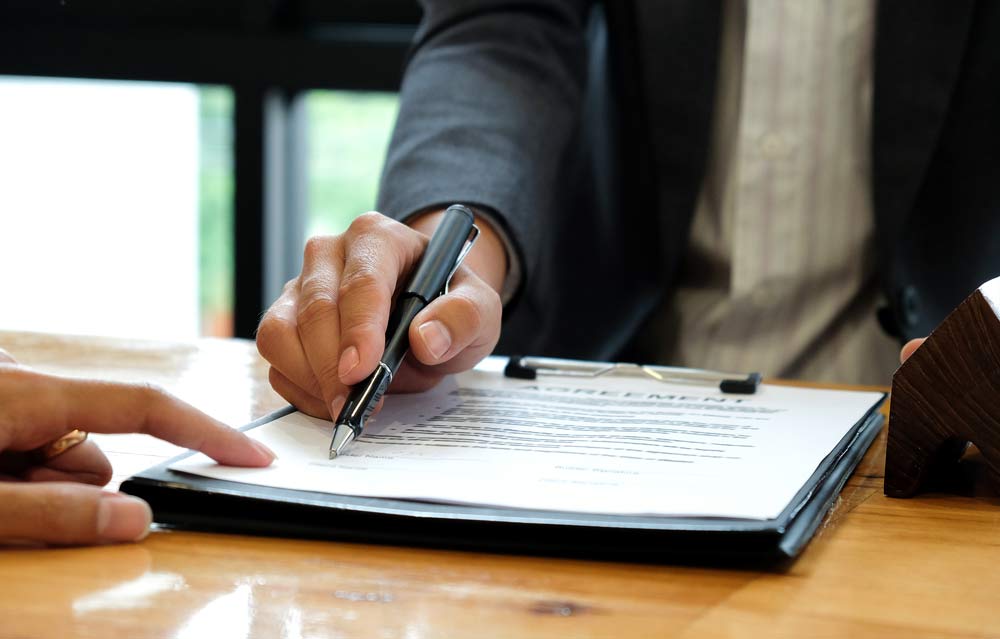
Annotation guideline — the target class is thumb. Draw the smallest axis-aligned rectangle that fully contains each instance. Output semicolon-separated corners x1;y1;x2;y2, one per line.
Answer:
0;482;152;546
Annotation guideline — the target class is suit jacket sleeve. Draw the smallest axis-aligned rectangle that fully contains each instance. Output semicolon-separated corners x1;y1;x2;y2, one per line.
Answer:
376;0;592;298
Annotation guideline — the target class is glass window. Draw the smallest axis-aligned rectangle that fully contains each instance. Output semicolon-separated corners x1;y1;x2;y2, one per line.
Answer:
0;82;400;340
0;77;234;339
198;87;234;337
306;91;399;237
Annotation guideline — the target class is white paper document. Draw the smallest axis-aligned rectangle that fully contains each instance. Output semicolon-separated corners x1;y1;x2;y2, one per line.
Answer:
172;358;883;520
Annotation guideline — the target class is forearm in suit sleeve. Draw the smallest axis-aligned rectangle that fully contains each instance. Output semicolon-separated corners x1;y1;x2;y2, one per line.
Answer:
376;0;592;299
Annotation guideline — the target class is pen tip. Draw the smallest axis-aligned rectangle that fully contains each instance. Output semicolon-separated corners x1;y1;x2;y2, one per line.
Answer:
329;424;356;460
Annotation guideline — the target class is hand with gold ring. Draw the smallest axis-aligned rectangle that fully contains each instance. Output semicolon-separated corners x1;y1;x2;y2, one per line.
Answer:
35;429;89;462
0;347;275;546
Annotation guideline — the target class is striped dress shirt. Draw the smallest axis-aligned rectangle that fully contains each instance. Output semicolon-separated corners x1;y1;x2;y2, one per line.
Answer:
638;0;900;384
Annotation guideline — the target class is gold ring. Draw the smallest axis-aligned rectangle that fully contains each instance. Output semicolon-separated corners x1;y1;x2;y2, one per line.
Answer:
38;429;89;461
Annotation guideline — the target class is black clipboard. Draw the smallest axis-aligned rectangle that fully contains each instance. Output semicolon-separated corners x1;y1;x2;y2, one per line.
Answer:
121;394;886;566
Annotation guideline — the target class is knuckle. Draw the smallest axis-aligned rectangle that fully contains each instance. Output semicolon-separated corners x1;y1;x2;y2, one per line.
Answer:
269;366;319;402
302;235;335;263
343;317;385;346
296;292;337;330
188;427;210;454
338;268;390;306
267;366;285;390
256;313;296;362
0;366;39;443
348;211;387;236
314;360;343;391
130;382;169;427
398;225;429;258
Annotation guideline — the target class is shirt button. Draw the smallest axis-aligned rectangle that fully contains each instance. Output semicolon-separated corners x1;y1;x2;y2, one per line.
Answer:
758;132;790;159
899;286;921;328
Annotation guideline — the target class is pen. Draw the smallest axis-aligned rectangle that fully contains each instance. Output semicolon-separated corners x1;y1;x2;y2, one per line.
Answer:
329;204;479;459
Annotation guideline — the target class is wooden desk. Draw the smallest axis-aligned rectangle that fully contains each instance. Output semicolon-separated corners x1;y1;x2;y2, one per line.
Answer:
1;330;998;638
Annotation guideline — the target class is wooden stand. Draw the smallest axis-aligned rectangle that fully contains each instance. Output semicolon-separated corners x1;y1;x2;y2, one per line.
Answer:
886;277;1000;498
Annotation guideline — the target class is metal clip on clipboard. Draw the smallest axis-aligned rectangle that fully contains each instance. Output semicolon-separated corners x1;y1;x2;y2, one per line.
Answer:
503;355;762;394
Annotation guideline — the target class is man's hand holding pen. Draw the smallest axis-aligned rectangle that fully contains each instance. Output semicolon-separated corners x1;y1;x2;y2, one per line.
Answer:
256;208;508;422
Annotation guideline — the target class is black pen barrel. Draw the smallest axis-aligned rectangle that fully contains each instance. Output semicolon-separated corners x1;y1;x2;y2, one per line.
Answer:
382;296;424;372
382;204;475;374
403;205;475;301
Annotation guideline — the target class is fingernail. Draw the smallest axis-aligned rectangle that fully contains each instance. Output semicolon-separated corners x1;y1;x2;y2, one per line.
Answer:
338;346;360;380
251;439;277;462
97;494;153;543
418;320;452;360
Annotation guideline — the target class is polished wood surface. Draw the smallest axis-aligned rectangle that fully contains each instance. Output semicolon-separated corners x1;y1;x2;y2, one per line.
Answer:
1;330;999;639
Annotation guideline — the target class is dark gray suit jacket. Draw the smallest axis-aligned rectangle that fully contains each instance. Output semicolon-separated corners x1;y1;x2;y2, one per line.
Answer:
378;0;1000;362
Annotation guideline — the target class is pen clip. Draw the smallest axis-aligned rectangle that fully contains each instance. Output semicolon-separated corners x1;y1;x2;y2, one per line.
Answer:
443;224;480;296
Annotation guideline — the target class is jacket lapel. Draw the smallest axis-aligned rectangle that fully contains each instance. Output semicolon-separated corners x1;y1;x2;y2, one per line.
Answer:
872;0;976;245
631;0;722;265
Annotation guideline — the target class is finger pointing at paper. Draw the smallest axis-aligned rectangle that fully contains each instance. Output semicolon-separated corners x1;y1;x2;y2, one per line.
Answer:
0;355;275;546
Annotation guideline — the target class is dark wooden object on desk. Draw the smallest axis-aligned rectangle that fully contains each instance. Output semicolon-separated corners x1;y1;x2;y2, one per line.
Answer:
886;278;1000;497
